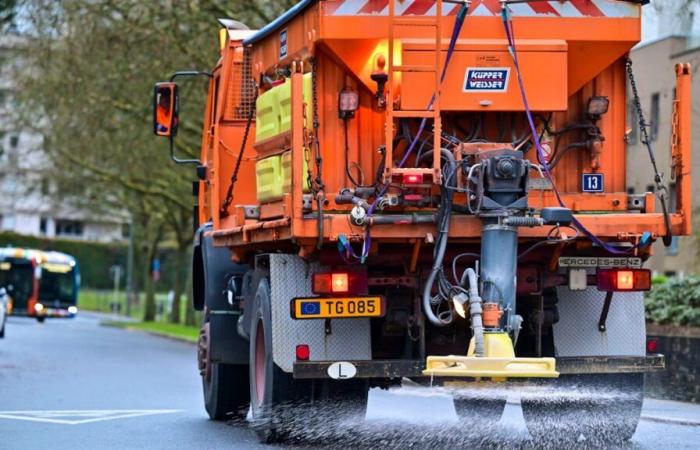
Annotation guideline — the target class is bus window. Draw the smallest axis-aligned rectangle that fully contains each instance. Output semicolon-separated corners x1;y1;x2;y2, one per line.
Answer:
39;267;76;305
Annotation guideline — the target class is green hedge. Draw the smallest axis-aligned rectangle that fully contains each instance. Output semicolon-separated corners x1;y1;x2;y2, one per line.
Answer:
645;276;700;327
0;232;184;290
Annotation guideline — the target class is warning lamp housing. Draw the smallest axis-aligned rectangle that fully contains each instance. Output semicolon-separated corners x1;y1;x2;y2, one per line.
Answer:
312;270;368;295
338;88;359;119
596;268;651;292
392;171;433;187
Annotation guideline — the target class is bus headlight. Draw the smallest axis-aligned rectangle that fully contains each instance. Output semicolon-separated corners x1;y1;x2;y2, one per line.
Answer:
68;306;78;315
34;303;44;313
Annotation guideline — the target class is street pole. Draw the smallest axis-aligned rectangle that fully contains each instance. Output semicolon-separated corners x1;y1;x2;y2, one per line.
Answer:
125;220;134;317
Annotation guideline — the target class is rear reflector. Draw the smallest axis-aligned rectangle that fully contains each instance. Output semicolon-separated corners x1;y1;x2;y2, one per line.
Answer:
646;337;659;354
597;268;651;292
296;344;310;361
312;271;368;295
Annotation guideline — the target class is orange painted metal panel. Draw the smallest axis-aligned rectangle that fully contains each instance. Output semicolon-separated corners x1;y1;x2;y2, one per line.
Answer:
401;41;568;111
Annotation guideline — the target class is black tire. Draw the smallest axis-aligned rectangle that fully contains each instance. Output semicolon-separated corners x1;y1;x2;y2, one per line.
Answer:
521;373;644;446
36;316;45;323
199;318;249;420
249;278;305;443
0;318;5;338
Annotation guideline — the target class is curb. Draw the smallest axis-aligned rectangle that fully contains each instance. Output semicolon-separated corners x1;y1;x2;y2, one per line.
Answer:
100;322;197;345
136;329;197;345
640;415;700;427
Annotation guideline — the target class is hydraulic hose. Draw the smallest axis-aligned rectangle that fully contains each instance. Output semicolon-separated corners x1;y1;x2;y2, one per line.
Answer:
422;149;457;327
462;268;484;357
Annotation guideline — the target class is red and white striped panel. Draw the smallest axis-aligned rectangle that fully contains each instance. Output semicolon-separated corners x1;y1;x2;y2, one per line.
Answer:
323;0;640;18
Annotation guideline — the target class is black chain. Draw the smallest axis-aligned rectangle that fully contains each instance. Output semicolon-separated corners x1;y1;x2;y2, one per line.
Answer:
220;80;258;217
310;58;325;193
626;57;673;246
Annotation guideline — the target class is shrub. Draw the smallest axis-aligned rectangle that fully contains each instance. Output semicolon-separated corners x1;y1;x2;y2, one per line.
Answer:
645;276;700;327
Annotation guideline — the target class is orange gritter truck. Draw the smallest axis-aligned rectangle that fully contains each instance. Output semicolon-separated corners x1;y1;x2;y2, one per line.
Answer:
153;0;692;443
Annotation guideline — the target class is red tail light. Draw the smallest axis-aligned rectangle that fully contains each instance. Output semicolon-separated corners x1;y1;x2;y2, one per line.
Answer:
403;173;424;185
597;269;651;292
312;271;367;295
296;344;310;361
646;337;659;354
392;171;432;186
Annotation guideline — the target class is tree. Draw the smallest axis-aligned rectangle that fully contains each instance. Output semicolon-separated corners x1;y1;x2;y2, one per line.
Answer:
13;0;298;323
0;0;17;30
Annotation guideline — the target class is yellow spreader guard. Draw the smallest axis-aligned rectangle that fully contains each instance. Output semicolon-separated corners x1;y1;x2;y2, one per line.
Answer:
423;332;559;379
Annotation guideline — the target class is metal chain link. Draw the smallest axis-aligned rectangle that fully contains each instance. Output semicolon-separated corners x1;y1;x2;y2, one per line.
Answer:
625;57;673;246
310;58;325;194
220;80;257;217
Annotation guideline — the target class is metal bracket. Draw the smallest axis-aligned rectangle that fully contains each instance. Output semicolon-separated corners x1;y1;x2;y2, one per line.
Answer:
598;291;613;332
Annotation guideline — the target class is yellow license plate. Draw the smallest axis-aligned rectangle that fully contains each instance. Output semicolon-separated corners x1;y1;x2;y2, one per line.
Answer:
291;297;384;319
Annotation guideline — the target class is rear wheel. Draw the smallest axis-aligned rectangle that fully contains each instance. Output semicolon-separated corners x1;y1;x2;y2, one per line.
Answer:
199;317;249;420
249;278;305;443
521;373;644;446
36;316;45;323
0;316;5;338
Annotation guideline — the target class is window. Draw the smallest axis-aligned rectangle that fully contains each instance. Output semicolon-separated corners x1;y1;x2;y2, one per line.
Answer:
2;175;16;193
626;186;635;195
646;184;655;193
9;133;19;148
1;215;15;230
39;217;47;235
650;93;660;142
40;178;50;196
55;219;84;237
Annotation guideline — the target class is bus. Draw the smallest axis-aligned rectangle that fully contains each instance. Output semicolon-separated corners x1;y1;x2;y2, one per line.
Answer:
0;248;80;322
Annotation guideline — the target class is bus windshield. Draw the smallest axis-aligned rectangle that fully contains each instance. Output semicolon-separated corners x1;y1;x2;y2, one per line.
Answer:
39;266;77;305
0;262;34;309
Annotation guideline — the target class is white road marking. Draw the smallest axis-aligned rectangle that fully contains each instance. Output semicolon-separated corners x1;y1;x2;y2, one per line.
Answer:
0;409;181;425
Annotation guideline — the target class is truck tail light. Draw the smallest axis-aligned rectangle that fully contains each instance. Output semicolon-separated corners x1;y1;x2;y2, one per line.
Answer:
646;337;659;354
296;344;310;361
392;171;432;186
597;269;651;292
312;271;367;295
403;173;424;185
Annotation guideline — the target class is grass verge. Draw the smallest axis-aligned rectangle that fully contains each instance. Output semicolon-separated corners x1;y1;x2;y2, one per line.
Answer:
104;320;199;343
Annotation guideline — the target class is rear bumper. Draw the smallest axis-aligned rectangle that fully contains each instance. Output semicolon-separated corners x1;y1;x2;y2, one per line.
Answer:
292;355;665;379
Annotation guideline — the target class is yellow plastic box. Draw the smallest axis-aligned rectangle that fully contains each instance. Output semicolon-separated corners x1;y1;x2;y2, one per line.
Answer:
278;73;313;134
255;155;283;202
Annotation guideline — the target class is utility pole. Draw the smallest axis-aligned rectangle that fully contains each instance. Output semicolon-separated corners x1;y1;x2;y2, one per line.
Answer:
125;220;134;317
110;265;122;314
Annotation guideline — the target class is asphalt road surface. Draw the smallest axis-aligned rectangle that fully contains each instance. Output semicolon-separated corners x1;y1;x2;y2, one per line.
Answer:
0;313;698;449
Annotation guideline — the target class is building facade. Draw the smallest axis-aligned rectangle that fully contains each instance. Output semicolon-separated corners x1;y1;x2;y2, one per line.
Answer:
627;35;700;277
0;36;125;243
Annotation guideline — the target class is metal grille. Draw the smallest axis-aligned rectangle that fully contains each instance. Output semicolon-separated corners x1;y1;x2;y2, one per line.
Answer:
225;47;255;120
